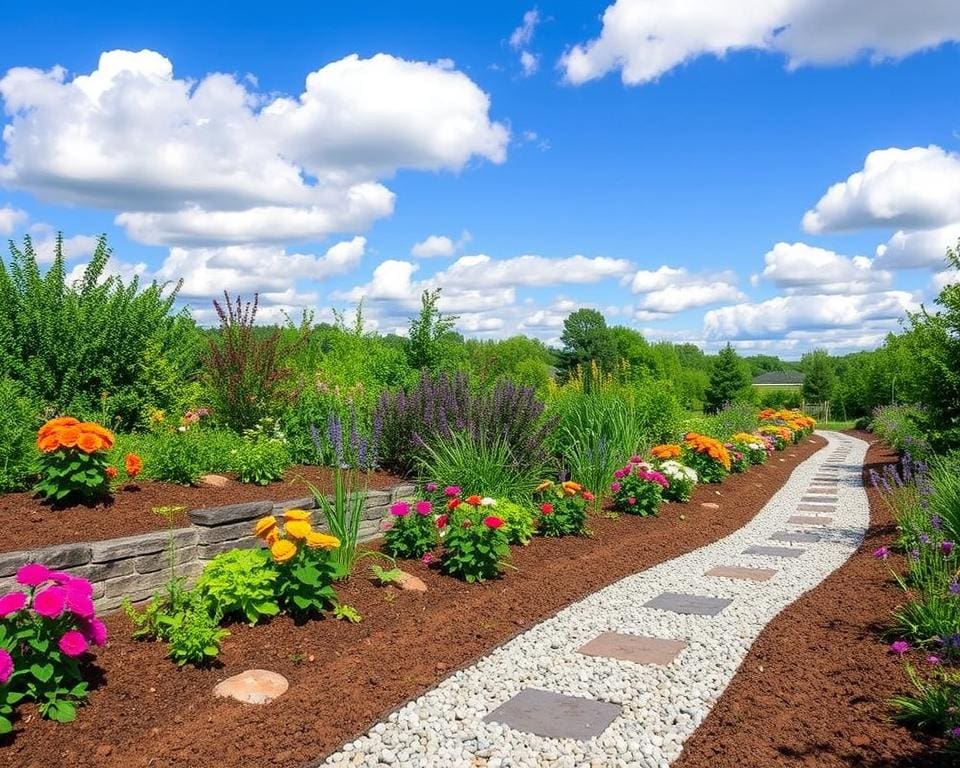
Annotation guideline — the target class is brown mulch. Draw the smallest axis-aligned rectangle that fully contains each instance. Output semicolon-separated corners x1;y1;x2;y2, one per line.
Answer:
0;437;825;768
674;430;950;768
0;467;403;553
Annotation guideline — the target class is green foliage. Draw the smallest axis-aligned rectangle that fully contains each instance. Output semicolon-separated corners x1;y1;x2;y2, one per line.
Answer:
0;234;198;429
800;348;835;403
231;436;289;486
690;402;758;441
384;503;438;559
559;309;617;384
195;549;280;625
681;447;729;484
162;593;230;667
705;344;752;413
141;428;211;485
0;378;38;492
929;453;960;549
610;463;664;515
406;288;461;372
274;546;338;621
891;664;960;733
494;498;536;546
534;483;588;537
370;564;406;586
465;336;555;391
440;507;510;583
35;441;110;504
870;405;930;455
333;603;362;623
309;468;371;579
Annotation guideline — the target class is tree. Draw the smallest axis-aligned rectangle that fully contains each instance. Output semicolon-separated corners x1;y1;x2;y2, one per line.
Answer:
406;288;459;372
559;309;617;385
609;326;657;382
705;343;751;413
801;349;835;403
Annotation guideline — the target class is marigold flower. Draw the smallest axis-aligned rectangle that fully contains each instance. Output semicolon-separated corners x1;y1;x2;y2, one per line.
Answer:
105;466;118;479
38;417;80;439
75;431;102;454
270;538;298;563
253;515;278;540
36;433;61;453
56;425;82;448
283;509;311;522
58;630;89;658
285;520;313;540
124;453;143;477
561;481;582;494
305;531;340;550
483;516;504;529
650;444;681;460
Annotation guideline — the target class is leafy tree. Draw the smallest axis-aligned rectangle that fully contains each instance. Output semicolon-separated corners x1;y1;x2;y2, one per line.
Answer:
559;309;617;385
705;343;751;413
609;326;657;382
406;288;460;373
801;349;836;403
465;336;555;390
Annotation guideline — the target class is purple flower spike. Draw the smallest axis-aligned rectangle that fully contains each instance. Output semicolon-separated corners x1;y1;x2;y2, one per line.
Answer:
873;546;891;560
942;541;955;556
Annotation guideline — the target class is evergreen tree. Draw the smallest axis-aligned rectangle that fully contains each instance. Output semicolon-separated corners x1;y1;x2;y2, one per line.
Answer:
801;348;836;403
705;343;751;413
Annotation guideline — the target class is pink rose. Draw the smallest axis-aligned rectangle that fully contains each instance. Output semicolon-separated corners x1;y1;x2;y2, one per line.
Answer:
0;591;27;618
58;630;89;658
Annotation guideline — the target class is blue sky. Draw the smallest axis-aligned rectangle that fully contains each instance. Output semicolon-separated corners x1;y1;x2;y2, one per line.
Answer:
2;1;959;357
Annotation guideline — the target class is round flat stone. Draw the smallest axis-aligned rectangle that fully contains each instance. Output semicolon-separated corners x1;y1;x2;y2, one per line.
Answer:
213;669;288;704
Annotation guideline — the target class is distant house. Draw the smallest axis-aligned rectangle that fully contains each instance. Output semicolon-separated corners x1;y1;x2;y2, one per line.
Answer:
752;371;805;389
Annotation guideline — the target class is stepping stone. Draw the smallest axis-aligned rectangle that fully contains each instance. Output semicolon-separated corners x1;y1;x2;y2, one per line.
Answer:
213;669;288;704
578;632;687;666
789;515;833;526
743;545;806;558
801;495;838;503
484;688;621;741
797;503;836;513
706;565;777;582
643;591;732;616
769;531;821;544
807;488;837;494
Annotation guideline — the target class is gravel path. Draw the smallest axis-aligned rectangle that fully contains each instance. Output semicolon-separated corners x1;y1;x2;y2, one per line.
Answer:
319;431;868;768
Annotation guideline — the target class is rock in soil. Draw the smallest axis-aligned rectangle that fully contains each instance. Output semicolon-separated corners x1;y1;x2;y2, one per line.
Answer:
213;669;288;704
397;571;428;592
199;474;231;488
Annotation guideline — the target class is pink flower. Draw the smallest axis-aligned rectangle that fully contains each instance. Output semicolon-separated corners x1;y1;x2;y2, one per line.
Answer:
33;585;67;618
613;469;626;480
425;482;438;493
65;585;95;618
927;655;942;666
16;563;51;587
890;640;911;656
443;486;461;497
415;500;433;516
421;553;435;566
0;591;27;618
390;501;411;517
483;516;504;530
435;514;448;530
540;503;553;515
610;482;621;493
0;649;12;685
582;491;595;502
79;617;108;647
379;518;394;531
873;546;891;560
628;497;636;506
58;630;88;658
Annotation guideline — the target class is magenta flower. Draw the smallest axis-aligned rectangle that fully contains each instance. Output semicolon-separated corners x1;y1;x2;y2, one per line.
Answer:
610;482;621;493
443;485;461;497
873;546;891;560
15;563;51;587
927;655;942;666
65;586;95;618
613;469;626;480
890;640;911;656
58;630;88;658
79;617;108;647
483;516;504;530
628;497;636;506
379;518;394;531
421;553;435;566
629;455;643;464
435;514;448;529
952;727;960;740
425;482;438;493
0;591;27;618
943;541;955;556
0;649;12;685
639;470;669;488
415;500;433;516
389;501;411;517
33;585;67;618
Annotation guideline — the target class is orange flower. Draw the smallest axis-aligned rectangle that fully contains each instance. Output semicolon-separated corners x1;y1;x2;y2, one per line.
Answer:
36;433;61;453
81;422;115;450
253;515;278;540
105;466;118;479
562;480;582;493
465;495;483;507
305;531;340;550
283;509;311;522
650;444;681;460
270;539;297;563
38;417;80;439
534;481;552;493
285;520;313;540
124;453;143;478
264;529;279;545
76;432;102;454
56;425;81;448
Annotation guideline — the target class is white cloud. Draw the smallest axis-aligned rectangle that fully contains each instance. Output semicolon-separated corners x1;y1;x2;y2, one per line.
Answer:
0;204;26;234
25;224;100;263
519;51;540;76
875;223;960;269
562;0;960;85
65;257;148;285
760;241;892;294
154;236;366;300
933;268;960;292
440;253;632;289
0;50;508;246
410;231;473;259
510;9;540;50
803;146;960;234
703;291;919;340
630;265;744;311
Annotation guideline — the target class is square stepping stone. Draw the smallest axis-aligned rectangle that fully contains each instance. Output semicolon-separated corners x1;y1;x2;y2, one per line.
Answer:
643;591;732;616
797;503;836;513
807;488;837;494
578;632;686;666
769;531;821;544
484;688;621;741
743;545;806;558
801;495;838;503
706;565;777;582
789;515;833;526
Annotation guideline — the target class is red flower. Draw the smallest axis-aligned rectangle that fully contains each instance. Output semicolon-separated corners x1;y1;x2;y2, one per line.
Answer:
465;495;483;507
436;514;449;529
483;516;504;529
105;466;118;479
540;502;553;515
447;498;462;511
582;491;594;502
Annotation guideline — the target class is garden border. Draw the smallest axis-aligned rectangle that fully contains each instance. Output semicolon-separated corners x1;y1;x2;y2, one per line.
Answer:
0;482;415;612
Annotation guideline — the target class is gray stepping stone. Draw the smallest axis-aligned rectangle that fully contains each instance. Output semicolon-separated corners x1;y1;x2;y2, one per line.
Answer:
806;487;837;494
801;495;838;503
643;591;732;616
797;503;837;513
769;531;821;544
484;688;621;740
743;545;806;558
788;515;833;526
705;565;777;582
578;632;686;666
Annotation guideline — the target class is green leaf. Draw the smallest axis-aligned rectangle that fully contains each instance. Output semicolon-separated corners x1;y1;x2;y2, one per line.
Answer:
30;663;54;683
49;699;77;723
0;716;11;734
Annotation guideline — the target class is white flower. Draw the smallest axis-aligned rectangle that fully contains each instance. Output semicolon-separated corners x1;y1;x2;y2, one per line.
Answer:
480;497;497;507
660;460;698;483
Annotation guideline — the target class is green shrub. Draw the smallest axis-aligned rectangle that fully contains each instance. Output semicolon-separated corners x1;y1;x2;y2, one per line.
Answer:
309;468;372;579
494;498;536;545
146;429;209;485
231;438;289;485
534;482;589;537
196;549;280;625
929;453;960;545
0;378;39;492
383;500;437;559
440;506;510;583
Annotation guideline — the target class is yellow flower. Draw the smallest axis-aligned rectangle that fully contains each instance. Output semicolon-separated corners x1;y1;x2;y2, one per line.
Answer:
285;519;313;540
305;531;341;550
283;509;311;522
253;515;278;540
534;480;552;493
270;538;297;563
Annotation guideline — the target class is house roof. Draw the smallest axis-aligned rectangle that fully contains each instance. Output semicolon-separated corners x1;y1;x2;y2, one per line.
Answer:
752;371;805;386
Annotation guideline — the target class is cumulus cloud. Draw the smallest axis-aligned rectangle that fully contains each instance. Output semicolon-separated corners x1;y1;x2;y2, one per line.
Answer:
630;265;744;312
0;49;509;246
0;204;26;234
760;241;892;294
510;9;541;77
519;51;540;76
803;146;960;234
703;291;918;341
440;253;632;289
562;0;960;85
410;231;472;258
933;268;960;292
875;223;960;270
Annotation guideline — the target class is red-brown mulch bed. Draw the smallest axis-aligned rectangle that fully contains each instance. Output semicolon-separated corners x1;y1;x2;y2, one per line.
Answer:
0;467;404;554
0;437;825;768
673;430;950;768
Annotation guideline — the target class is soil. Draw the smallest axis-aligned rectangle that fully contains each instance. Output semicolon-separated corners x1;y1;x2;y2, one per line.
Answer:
674;430;951;768
0;467;403;553
0;437;825;768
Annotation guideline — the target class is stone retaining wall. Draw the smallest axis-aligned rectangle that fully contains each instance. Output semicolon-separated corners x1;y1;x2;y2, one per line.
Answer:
0;483;415;612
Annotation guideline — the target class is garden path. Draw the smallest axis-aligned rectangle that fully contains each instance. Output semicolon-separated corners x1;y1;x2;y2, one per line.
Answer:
319;431;868;768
